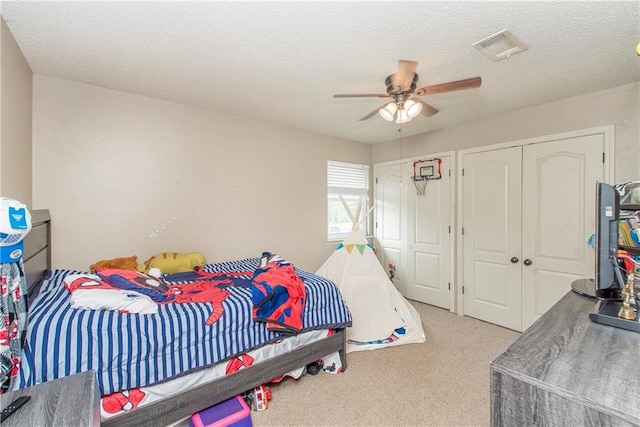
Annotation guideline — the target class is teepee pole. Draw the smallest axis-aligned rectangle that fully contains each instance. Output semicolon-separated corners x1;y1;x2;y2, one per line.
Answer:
352;196;363;231
353;205;375;231
339;195;356;225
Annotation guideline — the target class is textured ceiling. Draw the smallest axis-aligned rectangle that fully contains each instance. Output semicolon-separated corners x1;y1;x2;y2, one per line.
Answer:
2;1;639;144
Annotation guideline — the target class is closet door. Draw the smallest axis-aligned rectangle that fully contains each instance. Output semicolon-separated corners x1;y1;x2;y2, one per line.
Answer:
406;156;452;309
374;163;405;293
520;135;604;329
462;147;523;330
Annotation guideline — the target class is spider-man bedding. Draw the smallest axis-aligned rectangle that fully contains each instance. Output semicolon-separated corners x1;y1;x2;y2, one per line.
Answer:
14;255;351;399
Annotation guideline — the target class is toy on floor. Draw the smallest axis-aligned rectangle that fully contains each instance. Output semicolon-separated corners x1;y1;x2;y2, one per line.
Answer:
90;256;138;273
247;385;272;412
306;361;322;375
191;395;253;427
139;252;206;275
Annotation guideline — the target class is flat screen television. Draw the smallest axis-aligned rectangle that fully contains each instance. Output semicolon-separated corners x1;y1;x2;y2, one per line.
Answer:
594;182;622;299
571;181;623;299
587;182;640;332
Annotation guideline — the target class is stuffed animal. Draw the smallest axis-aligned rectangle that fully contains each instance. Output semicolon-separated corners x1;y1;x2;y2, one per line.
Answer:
90;255;139;273
139;252;206;275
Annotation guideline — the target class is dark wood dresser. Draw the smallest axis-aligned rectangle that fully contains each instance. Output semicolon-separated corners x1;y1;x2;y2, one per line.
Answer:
491;291;640;426
0;370;100;426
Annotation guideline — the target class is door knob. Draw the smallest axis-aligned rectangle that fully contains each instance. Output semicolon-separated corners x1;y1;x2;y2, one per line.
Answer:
510;257;519;264
524;259;533;266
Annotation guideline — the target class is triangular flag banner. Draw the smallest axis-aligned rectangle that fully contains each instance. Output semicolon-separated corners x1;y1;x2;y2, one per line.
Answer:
345;244;355;254
356;244;366;254
336;243;344;251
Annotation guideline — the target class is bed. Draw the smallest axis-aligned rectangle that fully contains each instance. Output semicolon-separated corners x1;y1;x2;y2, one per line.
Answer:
18;209;351;426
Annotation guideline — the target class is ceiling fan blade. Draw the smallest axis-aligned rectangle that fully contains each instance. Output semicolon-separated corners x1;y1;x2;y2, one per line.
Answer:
391;60;419;92
414;76;482;96
398;60;419;75
333;93;389;98
358;103;388;121
413;98;439;117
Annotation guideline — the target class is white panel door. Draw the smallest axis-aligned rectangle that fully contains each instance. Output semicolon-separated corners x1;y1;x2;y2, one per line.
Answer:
374;163;405;293
521;135;604;329
406;156;451;309
462;147;523;331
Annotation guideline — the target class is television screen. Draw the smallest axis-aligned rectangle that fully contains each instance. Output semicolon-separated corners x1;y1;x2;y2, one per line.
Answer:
595;182;622;298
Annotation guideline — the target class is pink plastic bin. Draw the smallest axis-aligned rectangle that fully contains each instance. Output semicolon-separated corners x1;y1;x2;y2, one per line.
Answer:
191;396;253;427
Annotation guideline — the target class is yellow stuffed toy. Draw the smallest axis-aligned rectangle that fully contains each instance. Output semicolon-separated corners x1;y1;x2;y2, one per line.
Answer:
90;255;139;273
139;252;206;275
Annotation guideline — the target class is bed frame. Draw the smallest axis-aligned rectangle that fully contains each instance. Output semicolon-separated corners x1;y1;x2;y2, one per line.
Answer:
23;209;348;426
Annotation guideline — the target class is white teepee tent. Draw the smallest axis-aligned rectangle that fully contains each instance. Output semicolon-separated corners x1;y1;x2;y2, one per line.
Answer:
316;198;425;352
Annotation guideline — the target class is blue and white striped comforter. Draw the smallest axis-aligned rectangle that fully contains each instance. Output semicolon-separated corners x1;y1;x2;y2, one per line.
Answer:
16;258;351;396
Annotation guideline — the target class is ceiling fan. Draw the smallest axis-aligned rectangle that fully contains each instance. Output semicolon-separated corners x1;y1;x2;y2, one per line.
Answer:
333;60;481;123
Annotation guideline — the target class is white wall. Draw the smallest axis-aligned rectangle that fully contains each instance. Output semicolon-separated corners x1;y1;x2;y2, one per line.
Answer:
0;18;32;206
373;82;640;183
32;75;371;272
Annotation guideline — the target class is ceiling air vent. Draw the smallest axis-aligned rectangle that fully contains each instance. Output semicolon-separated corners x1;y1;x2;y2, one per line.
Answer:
473;29;527;61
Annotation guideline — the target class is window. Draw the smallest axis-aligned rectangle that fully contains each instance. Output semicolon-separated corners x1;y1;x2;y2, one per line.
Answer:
327;161;369;241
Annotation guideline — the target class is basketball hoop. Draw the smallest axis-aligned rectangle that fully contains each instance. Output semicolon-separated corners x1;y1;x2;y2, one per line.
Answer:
411;176;428;195
411;158;442;196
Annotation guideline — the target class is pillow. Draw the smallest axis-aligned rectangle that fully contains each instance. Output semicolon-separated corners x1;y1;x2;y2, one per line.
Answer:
96;269;171;303
63;273;157;314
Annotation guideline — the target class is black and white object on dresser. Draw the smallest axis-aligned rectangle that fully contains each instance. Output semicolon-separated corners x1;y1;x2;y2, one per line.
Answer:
1;395;30;422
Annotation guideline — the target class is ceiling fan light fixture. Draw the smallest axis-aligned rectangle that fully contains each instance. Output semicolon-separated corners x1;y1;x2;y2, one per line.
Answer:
404;99;422;119
395;108;411;124
379;102;398;121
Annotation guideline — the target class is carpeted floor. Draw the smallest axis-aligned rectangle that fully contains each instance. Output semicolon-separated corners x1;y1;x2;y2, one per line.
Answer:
251;300;520;427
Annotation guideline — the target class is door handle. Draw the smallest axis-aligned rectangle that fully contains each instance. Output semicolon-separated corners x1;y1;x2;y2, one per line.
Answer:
524;259;533;266
510;257;519;264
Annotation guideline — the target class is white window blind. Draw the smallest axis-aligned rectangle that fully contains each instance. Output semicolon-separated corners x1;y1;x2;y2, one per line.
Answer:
327;161;369;240
327;161;369;194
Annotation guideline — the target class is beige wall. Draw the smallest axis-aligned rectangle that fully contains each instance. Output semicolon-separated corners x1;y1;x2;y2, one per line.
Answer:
373;82;640;183
0;18;32;206
26;70;640;271
32;75;371;272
